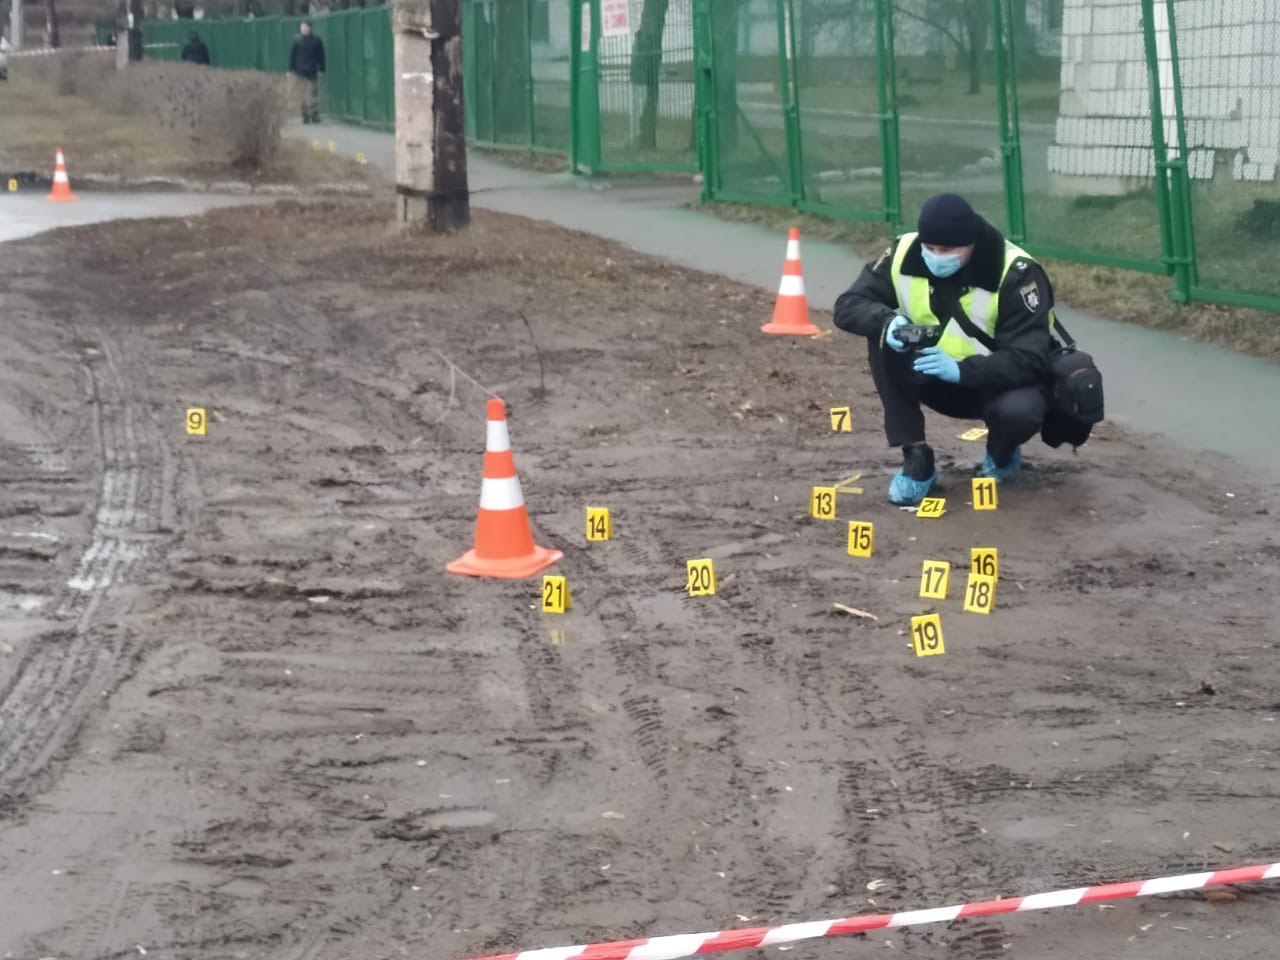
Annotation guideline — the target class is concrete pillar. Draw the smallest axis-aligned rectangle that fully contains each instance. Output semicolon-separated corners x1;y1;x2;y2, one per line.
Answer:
394;0;471;231
10;0;24;49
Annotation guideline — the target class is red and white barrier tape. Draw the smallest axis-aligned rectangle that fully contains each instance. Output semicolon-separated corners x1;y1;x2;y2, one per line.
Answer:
6;45;114;58
460;862;1280;960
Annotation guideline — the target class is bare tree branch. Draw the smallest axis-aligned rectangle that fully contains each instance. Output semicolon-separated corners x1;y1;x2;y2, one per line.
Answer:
893;0;965;57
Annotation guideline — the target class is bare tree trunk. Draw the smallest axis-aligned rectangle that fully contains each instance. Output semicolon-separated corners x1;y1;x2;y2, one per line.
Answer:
128;0;144;59
963;0;988;94
630;0;671;149
712;0;740;152
45;0;61;47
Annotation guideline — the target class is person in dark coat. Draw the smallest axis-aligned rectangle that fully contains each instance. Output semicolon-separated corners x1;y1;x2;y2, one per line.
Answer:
288;21;326;123
181;31;211;65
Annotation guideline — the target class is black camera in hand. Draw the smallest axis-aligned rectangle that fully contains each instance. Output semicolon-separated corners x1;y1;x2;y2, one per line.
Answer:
897;324;942;354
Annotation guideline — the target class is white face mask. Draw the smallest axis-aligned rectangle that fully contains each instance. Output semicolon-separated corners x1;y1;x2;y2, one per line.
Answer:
922;247;964;278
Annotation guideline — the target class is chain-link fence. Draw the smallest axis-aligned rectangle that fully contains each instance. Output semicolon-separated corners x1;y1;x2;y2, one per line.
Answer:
699;0;1280;310
143;1;1280;312
463;0;572;152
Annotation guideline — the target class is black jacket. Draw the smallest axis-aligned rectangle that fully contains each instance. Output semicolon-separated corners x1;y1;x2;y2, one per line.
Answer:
833;217;1055;392
181;37;210;65
289;33;326;79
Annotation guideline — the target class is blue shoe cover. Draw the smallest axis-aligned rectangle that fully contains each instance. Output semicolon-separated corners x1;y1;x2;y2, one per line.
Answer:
980;446;1022;483
888;470;936;506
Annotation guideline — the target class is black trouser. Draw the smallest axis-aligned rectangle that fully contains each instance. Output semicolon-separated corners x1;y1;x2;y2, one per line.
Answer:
867;336;1046;465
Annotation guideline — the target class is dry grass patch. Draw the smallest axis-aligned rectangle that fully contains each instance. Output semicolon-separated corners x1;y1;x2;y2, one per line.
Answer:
703;201;1280;362
1;56;375;186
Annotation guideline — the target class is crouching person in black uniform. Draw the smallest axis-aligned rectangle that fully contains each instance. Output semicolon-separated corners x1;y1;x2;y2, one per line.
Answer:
834;193;1058;506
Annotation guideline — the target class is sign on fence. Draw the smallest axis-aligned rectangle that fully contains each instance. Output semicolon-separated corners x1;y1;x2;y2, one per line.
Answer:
601;0;629;37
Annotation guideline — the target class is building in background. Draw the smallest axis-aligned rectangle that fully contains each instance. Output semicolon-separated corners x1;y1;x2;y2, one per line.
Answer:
1049;0;1280;193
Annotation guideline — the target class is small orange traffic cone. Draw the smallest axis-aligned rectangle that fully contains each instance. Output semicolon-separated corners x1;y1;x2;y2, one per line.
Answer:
762;227;820;335
448;397;563;579
46;148;77;203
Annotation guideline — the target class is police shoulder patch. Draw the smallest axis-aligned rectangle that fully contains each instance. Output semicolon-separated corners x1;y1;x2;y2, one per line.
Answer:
1018;280;1043;312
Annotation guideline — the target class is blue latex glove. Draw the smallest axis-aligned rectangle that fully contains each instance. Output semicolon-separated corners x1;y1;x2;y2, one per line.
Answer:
912;346;961;383
884;315;910;353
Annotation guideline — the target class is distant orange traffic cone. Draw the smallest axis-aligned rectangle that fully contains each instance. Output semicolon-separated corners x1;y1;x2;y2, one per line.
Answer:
447;398;563;579
762;227;820;335
46;148;77;203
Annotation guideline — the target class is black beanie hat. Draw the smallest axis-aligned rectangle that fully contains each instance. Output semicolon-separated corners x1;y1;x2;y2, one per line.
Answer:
918;193;978;247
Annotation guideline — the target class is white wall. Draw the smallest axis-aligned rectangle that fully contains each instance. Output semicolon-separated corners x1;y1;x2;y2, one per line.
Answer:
1048;0;1280;189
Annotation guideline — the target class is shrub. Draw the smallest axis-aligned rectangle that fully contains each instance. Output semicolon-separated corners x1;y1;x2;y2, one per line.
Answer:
202;73;286;169
29;55;287;172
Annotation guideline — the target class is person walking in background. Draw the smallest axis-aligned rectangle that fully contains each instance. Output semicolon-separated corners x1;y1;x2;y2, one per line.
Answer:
288;21;326;124
181;31;211;65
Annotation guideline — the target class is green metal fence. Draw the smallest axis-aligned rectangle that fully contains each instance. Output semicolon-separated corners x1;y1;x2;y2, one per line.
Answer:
697;0;1280;311
143;9;394;128
143;1;1280;312
462;0;571;153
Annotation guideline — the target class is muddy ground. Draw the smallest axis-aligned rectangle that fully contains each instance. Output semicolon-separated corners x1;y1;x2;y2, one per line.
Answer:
0;200;1277;960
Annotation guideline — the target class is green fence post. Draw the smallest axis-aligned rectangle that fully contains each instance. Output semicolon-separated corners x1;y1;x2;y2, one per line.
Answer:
570;0;601;173
773;0;802;205
778;0;798;204
1139;0;1190;303
691;0;717;200
524;0;536;150
873;0;901;228
569;0;580;170
1163;0;1198;291
463;0;478;138
992;0;1027;242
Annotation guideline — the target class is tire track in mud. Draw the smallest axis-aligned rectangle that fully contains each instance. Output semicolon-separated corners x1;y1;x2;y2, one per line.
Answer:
0;333;168;795
828;751;1013;960
573;501;821;922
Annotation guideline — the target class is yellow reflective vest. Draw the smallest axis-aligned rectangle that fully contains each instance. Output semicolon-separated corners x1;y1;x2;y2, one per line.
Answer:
889;232;1052;360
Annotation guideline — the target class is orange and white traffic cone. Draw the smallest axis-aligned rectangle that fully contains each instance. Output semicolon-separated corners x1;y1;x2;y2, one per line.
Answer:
46;148;77;203
447;397;563;579
761;227;820;335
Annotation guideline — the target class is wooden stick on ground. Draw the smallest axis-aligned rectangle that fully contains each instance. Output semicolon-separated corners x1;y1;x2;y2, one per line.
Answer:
832;602;878;621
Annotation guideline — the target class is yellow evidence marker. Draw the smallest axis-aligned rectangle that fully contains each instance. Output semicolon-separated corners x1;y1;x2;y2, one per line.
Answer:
542;575;572;613
686;558;716;597
328;141;337;153
810;485;837;520
356;152;367;164
830;406;852;432
312;140;322;151
917;497;946;518
971;547;998;579
847;521;874;558
972;477;998;511
919;559;951;600
958;427;989;442
7;179;17;192
586;506;612;541
963;574;997;615
185;407;207;436
911;614;945;657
